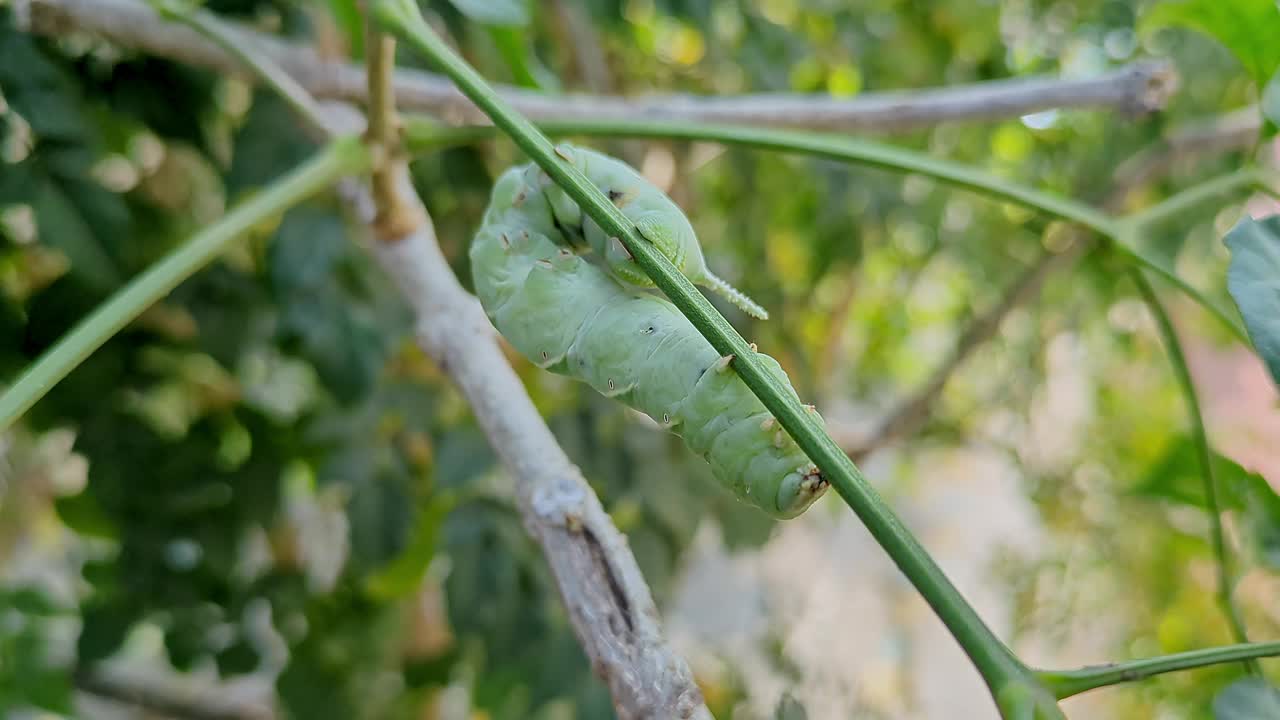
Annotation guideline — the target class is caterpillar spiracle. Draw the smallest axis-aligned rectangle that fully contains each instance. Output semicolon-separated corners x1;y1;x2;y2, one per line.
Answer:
470;145;829;518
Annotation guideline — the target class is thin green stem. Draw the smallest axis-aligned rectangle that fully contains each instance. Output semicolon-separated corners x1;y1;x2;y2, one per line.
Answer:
375;1;1051;712
1130;269;1258;674
404;117;1122;235
1039;641;1280;699
150;0;337;137
0;138;370;432
402;117;1249;344
1120;167;1262;232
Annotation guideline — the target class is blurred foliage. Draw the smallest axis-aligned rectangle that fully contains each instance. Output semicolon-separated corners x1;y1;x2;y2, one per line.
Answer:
1;1;1280;719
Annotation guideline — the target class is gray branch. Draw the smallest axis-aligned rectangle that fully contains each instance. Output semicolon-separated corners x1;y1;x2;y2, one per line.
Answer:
26;0;1176;132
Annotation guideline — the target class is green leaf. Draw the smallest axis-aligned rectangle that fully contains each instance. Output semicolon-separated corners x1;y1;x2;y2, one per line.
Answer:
1214;678;1280;719
1242;471;1280;571
1142;0;1280;92
1224;215;1280;388
1132;436;1255;510
447;0;530;27
487;26;560;90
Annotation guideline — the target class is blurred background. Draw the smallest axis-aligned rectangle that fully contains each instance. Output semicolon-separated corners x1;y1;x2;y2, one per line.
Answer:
2;0;1279;718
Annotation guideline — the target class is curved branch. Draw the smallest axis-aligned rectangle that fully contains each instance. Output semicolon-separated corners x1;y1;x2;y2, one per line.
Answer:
1131;270;1257;670
25;0;1176;133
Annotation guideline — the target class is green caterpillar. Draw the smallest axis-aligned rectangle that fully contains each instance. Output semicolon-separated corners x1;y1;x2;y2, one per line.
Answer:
470;146;827;518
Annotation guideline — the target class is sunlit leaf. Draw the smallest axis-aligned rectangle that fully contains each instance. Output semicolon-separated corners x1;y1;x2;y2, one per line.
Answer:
1225;215;1280;388
1214;678;1280;719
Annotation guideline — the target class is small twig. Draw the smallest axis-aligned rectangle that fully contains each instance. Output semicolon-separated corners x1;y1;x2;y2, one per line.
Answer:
27;0;1176;133
364;20;423;239
75;667;272;720
1131;269;1257;673
1038;641;1280;699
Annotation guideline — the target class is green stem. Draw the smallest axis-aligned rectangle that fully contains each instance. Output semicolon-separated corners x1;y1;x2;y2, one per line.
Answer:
0;138;370;432
402;117;1249;345
149;0;336;137
404;117;1121;235
1039;641;1280;699
1120;167;1262;232
1130;269;1258;674
375;0;1047;710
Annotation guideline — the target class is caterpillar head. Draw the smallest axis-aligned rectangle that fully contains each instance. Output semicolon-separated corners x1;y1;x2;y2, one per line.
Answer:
775;465;828;518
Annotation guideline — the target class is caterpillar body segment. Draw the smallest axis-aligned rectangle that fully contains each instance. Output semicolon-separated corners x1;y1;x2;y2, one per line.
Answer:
470;153;827;518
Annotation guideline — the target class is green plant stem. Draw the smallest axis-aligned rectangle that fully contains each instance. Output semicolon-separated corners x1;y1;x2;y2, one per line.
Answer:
1039;641;1280;699
374;0;1049;710
0;138;369;432
1130;269;1258;674
402;117;1249;345
150;0;336;137
1120;167;1262;232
